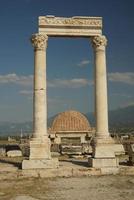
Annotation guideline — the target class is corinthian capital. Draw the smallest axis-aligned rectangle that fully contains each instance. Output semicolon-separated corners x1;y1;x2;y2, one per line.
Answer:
31;33;48;51
91;35;107;49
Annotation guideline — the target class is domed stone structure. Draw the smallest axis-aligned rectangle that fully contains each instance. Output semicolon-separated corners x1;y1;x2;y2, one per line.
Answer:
51;110;91;132
49;110;94;147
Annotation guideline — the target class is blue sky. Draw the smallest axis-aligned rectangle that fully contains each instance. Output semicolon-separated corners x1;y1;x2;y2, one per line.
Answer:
0;0;134;122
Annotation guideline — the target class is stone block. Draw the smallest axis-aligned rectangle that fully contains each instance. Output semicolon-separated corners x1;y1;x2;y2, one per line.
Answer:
22;170;39;178
22;157;59;170
119;166;134;175
101;167;119;175
57;167;73;177
94;143;125;158
29;139;51;160
88;157;118;168
114;144;125;155
72;168;96;177
7;150;22;157
39;169;58;178
94;145;115;158
60;145;82;155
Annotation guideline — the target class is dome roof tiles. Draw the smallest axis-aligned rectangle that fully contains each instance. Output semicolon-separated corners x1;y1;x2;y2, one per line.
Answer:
51;110;91;132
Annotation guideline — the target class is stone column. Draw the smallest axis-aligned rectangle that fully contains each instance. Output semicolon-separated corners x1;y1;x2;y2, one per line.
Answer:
22;33;59;169
31;33;48;139
30;33;51;160
88;35;125;169
91;35;111;143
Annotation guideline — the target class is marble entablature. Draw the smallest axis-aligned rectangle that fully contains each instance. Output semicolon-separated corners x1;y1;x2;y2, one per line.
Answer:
39;16;102;37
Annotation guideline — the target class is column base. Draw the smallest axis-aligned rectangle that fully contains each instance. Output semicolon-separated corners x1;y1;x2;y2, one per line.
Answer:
29;137;51;160
94;143;125;158
88;157;118;168
22;137;59;169
93;135;115;145
22;158;59;169
92;136;125;157
89;136;125;168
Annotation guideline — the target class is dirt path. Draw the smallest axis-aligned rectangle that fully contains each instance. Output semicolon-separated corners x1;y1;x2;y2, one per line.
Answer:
0;175;134;200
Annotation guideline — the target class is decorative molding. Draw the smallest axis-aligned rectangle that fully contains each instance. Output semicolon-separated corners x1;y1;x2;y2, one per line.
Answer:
91;35;107;48
39;16;102;27
31;33;48;50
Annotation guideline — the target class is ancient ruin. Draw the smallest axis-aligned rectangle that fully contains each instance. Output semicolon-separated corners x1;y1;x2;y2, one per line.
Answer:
49;110;94;154
22;16;124;170
49;110;93;144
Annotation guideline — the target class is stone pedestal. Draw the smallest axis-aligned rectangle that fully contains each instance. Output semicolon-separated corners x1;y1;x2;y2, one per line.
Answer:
29;138;51;160
89;142;125;168
22;158;59;170
94;143;124;158
89;157;118;168
22;138;59;169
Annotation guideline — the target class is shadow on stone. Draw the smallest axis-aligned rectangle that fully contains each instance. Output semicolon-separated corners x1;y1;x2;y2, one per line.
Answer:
71;160;89;167
60;159;89;167
0;158;22;169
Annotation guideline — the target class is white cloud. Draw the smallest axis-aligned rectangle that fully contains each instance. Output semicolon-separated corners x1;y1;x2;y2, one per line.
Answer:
77;59;90;67
110;93;132;98
119;101;134;108
19;90;33;95
108;72;134;85
0;73;93;89
0;73;33;87
19;90;33;101
1;72;133;89
48;78;93;88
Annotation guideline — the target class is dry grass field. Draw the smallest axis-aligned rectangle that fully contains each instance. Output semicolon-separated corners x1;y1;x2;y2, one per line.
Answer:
0;175;134;200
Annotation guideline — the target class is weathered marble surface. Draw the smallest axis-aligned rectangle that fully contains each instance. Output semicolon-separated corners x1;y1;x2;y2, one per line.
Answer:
39;16;102;36
7;150;22;157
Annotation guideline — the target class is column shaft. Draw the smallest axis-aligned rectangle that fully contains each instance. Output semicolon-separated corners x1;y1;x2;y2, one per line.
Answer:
33;50;47;138
92;35;109;138
31;34;48;139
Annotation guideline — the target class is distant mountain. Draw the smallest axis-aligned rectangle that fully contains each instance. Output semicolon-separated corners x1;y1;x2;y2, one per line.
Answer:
0;105;133;136
86;105;134;128
0;121;32;136
109;105;134;128
0;115;57;137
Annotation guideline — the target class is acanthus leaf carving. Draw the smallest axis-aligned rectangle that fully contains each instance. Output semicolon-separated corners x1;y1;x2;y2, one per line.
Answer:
31;33;48;50
91;35;107;48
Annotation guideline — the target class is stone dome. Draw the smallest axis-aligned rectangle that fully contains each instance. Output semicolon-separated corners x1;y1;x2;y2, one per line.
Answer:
51;110;91;132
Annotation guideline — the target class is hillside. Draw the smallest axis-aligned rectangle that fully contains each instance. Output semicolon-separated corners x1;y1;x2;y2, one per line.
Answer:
85;105;134;128
109;105;134;127
0;105;133;136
